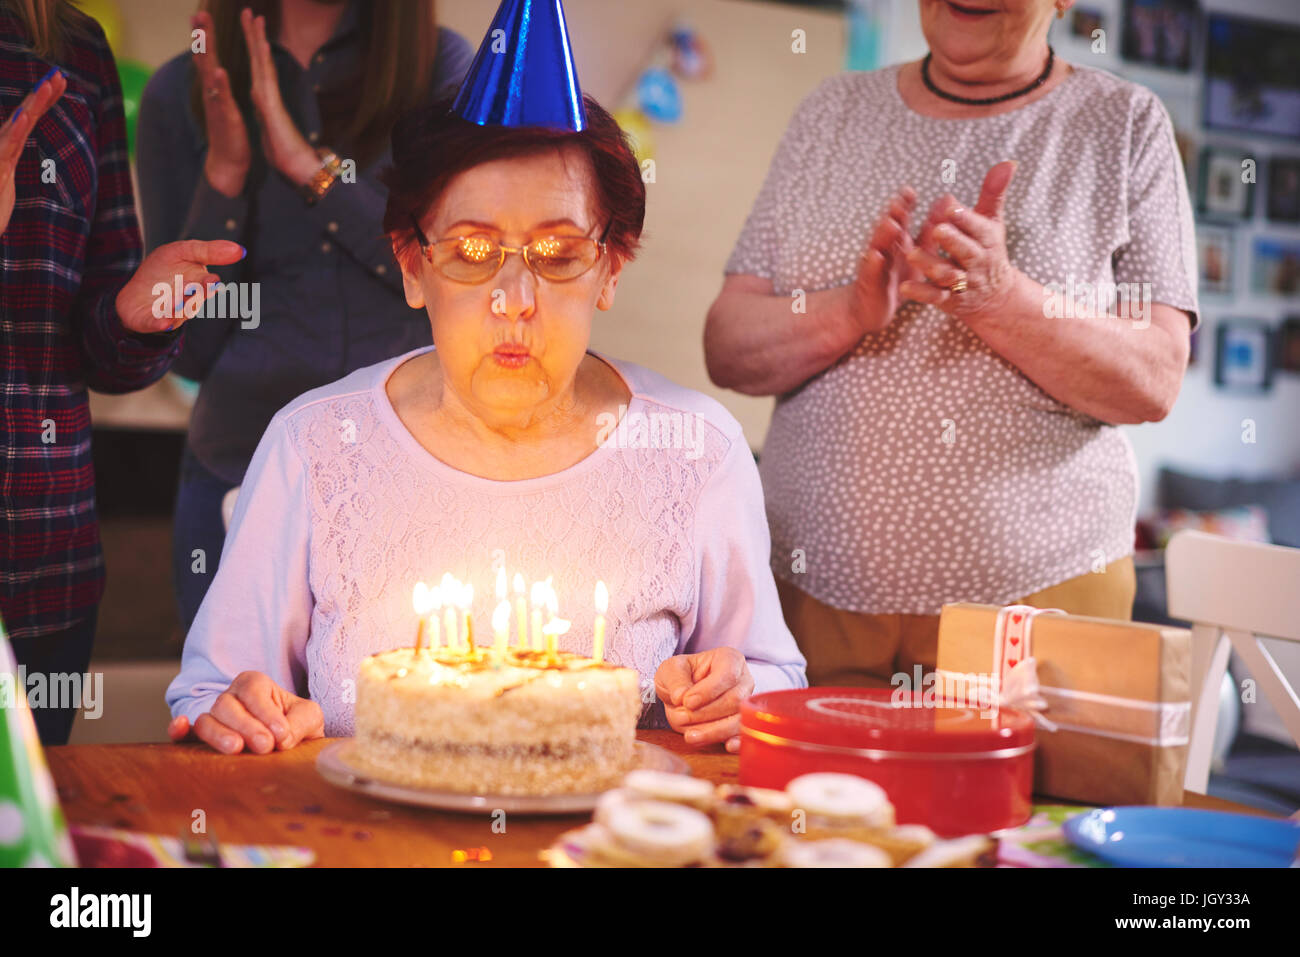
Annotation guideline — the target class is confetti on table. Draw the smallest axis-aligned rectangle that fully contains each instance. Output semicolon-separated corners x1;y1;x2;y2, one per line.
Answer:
451;846;492;863
302;804;322;814
353;830;372;841
286;822;305;832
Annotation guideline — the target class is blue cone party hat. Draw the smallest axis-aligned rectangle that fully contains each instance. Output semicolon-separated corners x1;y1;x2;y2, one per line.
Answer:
452;0;587;131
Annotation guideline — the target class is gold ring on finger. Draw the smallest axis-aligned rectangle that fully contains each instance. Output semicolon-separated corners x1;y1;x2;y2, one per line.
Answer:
949;276;968;295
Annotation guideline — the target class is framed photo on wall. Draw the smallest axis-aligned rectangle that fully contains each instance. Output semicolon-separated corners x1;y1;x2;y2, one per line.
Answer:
1214;320;1273;392
1266;156;1300;223
1278;317;1300;374
1203;15;1300;141
1121;0;1199;72
1197;148;1254;220
1250;237;1300;297
1196;226;1234;295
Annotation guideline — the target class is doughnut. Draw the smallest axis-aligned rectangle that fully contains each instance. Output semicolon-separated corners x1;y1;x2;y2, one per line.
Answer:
902;834;996;868
780;838;891;868
593;788;632;827
714;784;795;821
854;824;937;866
603;799;715;866
623;769;715;810
786;773;894;828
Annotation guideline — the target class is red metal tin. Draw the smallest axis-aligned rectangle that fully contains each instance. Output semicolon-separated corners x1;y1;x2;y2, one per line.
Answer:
739;688;1035;836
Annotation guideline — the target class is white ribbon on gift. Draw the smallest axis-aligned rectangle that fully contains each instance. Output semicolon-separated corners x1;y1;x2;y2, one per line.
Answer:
935;603;1193;746
991;604;1064;731
997;656;1059;732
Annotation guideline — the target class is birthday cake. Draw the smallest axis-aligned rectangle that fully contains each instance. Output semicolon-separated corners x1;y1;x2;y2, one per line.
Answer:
353;648;642;796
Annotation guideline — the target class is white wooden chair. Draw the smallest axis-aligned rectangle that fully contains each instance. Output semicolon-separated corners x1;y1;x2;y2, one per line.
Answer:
1165;530;1300;794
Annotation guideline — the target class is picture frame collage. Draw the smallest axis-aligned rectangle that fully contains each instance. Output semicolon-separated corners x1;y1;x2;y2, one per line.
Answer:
1075;2;1300;391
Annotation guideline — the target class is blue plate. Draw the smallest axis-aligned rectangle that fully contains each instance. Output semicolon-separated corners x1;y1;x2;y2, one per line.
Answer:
1063;807;1300;867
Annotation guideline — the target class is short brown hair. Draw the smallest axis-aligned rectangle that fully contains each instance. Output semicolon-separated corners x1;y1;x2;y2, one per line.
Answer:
382;94;646;274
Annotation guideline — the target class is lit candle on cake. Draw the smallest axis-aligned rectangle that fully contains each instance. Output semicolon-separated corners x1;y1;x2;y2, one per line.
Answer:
441;573;459;651
593;580;608;662
530;580;546;651
493;600;510;655
544;582;560;659
412;581;430;653
513;573;527;649
462;582;476;654
543;617;570;665
428;585;442;649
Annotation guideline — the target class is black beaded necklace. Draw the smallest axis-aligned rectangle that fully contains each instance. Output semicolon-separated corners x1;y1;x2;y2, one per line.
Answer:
922;47;1055;106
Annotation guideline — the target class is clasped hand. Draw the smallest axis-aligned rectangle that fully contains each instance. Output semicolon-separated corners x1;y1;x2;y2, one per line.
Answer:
844;160;1023;333
655;647;755;754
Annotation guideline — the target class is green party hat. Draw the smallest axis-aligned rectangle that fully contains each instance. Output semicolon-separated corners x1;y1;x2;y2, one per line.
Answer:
0;615;76;867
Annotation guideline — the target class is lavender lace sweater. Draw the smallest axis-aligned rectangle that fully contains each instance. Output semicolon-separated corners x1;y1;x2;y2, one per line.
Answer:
167;346;807;735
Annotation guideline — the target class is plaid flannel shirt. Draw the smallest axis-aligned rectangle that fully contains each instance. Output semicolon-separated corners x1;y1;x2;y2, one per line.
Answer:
1;10;181;640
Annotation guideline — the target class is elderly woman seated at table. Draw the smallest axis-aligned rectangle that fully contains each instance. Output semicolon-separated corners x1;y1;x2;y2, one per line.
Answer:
165;94;807;756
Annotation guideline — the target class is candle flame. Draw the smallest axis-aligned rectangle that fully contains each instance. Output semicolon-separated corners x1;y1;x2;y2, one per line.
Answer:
496;566;507;600
595;580;608;615
530;580;547;605
492;600;511;633
413;581;430;614
546;581;558;616
513;572;525;595
542;617;571;637
429;585;442;610
462;582;474;608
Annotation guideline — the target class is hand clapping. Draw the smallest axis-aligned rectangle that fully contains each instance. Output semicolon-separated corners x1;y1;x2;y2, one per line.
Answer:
0;66;66;236
900;159;1022;321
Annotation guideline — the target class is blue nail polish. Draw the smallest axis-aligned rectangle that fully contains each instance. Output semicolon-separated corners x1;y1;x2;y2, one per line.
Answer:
239;245;248;260
38;65;59;88
8;106;23;124
184;283;200;297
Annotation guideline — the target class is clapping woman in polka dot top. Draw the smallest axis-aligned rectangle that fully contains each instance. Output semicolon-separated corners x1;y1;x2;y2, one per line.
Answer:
704;0;1198;687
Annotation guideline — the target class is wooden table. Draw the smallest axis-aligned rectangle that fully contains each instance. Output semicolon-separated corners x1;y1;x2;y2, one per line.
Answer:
44;730;1273;867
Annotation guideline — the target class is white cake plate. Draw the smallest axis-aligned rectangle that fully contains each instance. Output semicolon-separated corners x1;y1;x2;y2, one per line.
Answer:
315;740;689;815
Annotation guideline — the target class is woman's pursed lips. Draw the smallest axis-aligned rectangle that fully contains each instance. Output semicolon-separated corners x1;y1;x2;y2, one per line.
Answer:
945;1;998;16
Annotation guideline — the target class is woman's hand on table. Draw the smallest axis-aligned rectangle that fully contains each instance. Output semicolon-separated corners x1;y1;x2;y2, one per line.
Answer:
900;160;1025;321
840;186;919;335
655;647;755;755
167;671;324;754
192;11;252;198
241;8;324;188
0;66;67;236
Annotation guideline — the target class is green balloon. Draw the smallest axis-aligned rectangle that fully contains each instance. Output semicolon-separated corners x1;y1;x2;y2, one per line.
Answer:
116;58;152;162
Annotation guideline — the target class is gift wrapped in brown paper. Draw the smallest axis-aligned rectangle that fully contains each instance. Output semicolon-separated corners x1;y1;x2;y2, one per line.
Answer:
935;603;1191;807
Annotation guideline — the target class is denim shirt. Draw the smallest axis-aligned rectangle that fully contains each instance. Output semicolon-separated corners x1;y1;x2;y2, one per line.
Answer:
136;6;472;483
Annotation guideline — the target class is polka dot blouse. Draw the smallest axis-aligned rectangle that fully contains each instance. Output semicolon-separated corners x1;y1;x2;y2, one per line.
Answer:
725;62;1199;615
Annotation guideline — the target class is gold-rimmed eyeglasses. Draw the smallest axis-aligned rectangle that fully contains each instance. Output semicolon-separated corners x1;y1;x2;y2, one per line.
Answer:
410;214;611;284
